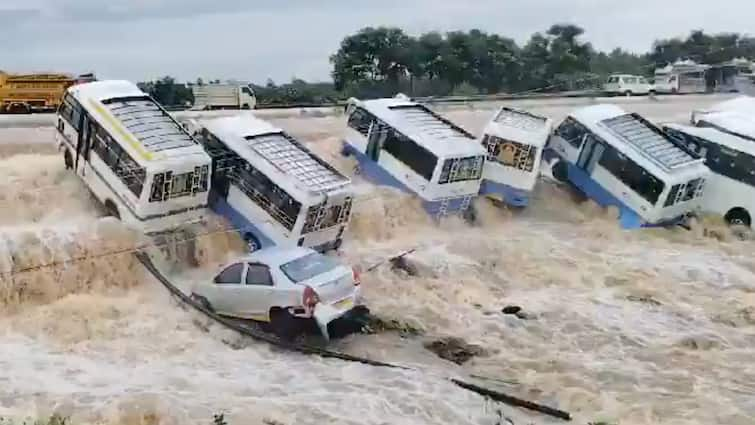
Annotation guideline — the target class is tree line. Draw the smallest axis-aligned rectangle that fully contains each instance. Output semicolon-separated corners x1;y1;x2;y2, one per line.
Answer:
138;25;755;107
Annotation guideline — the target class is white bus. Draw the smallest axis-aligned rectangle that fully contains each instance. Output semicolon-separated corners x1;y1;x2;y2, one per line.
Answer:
55;80;212;234
479;106;552;207
546;104;710;228
691;96;755;142
189;114;353;252
662;123;755;227
342;95;486;218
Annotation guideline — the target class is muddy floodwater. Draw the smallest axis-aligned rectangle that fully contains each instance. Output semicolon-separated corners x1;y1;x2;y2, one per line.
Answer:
1;96;754;425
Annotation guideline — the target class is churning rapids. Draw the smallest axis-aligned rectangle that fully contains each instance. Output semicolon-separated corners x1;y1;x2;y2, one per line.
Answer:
1;96;754;425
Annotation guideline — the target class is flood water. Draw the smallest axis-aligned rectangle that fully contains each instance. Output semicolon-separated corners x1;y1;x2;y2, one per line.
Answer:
1;96;754;425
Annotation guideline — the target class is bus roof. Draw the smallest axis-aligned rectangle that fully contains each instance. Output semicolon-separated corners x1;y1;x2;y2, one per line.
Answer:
485;106;552;145
571;104;705;174
350;97;487;158
664;123;755;157
70;80;208;163
199;114;351;195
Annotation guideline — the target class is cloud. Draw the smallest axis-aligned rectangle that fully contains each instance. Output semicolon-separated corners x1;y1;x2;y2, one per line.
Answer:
0;0;752;82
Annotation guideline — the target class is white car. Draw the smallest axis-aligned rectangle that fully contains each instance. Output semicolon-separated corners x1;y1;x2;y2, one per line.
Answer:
603;74;654;96
190;246;366;341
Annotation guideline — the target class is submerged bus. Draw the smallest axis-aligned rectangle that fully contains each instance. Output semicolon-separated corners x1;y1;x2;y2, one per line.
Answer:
663;123;755;227
189;114;353;252
342;95;486;218
55;80;212;234
479;106;552;207
691;96;755;142
546;104;710;228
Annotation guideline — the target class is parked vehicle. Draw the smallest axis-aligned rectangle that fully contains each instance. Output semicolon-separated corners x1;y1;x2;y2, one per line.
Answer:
1;71;94;113
342;94;486;218
546;104;710;228
187;114;353;252
478;106;552;207
653;62;708;94
190;83;257;110
603;74;654;96
56;80;212;234
190;246;365;340
663;123;755;227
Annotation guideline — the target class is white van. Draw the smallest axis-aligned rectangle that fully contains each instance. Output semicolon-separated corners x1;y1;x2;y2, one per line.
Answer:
604;75;654;96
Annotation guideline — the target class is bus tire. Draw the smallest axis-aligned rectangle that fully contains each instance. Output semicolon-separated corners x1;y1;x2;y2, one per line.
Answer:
552;160;569;183
104;200;120;220
269;308;298;341
63;150;73;170
242;232;261;251
725;208;751;227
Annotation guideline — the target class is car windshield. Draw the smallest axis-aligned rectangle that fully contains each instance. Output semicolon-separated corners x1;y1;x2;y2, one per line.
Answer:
279;253;341;283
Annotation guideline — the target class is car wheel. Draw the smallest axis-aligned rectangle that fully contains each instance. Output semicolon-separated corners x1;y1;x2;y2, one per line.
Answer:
190;293;214;312
624;91;632;97
725;208;751;228
270;308;299;342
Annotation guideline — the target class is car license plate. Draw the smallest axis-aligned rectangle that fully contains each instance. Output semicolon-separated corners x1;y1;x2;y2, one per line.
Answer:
333;297;353;310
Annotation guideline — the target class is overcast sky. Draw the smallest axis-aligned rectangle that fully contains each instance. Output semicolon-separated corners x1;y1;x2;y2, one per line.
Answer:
1;0;752;84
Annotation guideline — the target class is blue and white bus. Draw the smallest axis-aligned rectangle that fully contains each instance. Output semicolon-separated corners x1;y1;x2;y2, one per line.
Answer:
188;114;353;252
479;106;552;207
663;123;755;228
342;95;486;218
546;104;711;228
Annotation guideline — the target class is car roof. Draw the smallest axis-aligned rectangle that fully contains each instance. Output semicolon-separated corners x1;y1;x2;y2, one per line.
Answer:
244;246;319;267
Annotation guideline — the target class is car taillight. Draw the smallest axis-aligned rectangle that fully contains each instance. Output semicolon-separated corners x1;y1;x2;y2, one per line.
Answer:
303;286;320;308
352;266;361;286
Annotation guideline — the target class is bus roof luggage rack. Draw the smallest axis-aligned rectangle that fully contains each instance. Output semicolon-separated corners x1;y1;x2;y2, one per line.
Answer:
601;113;701;170
104;97;197;153
244;132;350;193
388;104;476;140
493;107;548;132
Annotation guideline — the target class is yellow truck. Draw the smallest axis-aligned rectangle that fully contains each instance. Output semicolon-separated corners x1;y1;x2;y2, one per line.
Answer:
0;71;94;113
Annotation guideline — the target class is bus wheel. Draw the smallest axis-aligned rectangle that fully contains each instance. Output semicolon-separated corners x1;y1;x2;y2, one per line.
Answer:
725;208;751;227
104;200;121;220
552;160;569;183
63;150;73;170
242;232;261;251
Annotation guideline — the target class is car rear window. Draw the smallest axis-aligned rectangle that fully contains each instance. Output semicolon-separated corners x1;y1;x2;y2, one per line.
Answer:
280;253;341;283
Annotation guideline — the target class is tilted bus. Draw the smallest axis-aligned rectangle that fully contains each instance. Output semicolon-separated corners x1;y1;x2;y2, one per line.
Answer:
188;114;353;252
342;95;486;218
479;106;552;207
663;123;755;227
546;104;711;228
55;80;211;234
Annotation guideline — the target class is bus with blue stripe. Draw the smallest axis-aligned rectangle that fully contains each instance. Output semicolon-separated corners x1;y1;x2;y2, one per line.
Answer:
188;114;353;252
342;95;486;218
545;104;711;229
479;106;552;207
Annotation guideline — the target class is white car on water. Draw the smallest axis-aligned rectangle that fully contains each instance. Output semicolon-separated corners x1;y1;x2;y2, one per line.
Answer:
190;246;366;341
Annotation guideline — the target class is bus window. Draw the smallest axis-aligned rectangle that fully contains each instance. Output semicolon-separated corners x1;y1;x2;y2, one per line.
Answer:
382;129;437;181
555;117;588;148
599;145;665;205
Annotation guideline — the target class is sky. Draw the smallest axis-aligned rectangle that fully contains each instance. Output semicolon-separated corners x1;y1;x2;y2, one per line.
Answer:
1;0;752;84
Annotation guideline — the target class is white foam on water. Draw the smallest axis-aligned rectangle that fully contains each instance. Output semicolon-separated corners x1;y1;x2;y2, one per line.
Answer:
1;98;755;425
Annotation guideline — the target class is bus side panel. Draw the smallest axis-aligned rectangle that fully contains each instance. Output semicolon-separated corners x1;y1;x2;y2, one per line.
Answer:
342;140;413;194
565;163;644;229
699;173;751;220
209;187;276;249
479;177;531;207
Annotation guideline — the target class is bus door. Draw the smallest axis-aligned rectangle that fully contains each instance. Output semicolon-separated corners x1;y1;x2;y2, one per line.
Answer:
576;134;605;175
366;121;386;161
75;114;94;174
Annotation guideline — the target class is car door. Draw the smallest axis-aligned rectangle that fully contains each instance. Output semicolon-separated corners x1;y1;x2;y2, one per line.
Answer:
210;262;247;315
241;263;277;320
